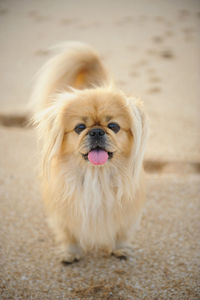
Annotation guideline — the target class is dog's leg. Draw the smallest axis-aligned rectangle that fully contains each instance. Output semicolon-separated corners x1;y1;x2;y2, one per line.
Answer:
112;229;134;260
51;223;84;264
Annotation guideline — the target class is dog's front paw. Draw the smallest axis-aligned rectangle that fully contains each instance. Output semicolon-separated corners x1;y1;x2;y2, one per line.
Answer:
62;257;80;265
59;243;83;265
112;243;133;260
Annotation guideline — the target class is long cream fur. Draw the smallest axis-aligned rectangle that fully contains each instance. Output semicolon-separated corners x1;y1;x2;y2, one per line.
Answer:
32;42;148;262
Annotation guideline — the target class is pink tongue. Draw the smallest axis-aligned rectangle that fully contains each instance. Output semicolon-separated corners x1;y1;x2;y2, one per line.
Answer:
88;149;109;165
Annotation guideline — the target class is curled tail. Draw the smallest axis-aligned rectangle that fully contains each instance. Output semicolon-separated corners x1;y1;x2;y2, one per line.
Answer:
31;42;111;112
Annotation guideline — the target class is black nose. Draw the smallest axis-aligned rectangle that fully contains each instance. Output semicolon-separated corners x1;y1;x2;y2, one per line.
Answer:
88;128;105;137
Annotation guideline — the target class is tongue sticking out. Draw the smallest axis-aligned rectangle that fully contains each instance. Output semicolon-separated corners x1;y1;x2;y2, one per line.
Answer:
88;149;109;165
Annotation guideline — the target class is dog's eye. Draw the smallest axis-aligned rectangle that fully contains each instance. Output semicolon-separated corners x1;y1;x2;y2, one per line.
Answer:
74;123;86;134
107;122;120;133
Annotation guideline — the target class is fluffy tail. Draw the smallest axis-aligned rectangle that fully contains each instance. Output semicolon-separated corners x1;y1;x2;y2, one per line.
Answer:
30;42;111;113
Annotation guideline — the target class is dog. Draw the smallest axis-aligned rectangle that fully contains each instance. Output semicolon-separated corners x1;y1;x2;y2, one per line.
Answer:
31;42;148;263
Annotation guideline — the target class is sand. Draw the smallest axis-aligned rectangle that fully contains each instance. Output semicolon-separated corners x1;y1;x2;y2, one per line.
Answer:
0;0;200;299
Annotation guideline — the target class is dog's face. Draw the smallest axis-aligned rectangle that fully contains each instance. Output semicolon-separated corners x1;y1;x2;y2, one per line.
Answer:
38;87;146;176
60;89;134;166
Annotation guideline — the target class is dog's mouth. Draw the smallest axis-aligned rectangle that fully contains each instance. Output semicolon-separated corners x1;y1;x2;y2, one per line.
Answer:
82;146;113;165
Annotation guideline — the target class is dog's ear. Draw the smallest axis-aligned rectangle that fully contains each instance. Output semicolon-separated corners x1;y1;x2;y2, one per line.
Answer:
128;98;148;184
33;104;64;178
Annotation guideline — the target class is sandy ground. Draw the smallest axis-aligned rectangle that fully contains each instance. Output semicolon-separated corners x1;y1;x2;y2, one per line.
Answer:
0;0;200;299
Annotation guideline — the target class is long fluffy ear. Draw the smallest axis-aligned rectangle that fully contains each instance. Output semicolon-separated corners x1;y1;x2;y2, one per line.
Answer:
128;99;148;185
33;104;64;179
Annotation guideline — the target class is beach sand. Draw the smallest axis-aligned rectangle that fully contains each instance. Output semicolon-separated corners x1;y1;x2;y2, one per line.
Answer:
0;0;200;299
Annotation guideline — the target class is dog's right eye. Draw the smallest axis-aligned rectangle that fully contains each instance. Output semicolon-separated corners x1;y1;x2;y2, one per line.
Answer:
74;123;86;134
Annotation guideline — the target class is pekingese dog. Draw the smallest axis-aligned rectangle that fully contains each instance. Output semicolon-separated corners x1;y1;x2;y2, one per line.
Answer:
31;42;148;264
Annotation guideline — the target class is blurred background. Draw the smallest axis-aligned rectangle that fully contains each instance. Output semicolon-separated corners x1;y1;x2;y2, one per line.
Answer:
0;1;200;299
0;0;200;163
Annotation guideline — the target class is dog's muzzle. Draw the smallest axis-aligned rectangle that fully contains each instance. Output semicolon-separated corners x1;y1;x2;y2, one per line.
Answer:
82;128;113;165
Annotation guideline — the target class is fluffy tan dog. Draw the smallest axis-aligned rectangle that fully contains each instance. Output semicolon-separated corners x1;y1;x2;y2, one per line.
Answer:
32;42;148;264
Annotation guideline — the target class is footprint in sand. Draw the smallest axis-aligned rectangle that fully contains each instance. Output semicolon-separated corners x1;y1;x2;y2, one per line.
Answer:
165;30;174;37
147;48;174;59
34;49;50;57
60;18;79;26
148;76;161;83
0;114;28;128
182;27;195;42
0;8;8;16
159;49;174;59
178;9;190;21
144;160;167;173
152;36;164;44
28;10;50;22
146;87;161;94
144;160;200;175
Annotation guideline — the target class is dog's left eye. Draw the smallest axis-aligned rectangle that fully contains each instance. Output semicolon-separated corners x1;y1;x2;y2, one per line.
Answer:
74;123;86;134
107;122;120;133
